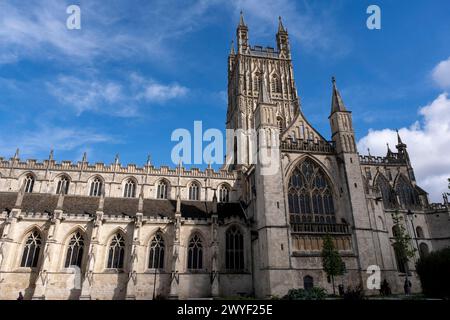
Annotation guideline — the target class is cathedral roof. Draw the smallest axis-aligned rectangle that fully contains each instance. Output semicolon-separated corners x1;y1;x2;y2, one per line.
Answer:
0;192;246;221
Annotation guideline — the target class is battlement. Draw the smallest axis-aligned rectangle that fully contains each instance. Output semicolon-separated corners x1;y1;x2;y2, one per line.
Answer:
0;156;236;179
249;45;280;58
281;139;335;154
358;153;406;165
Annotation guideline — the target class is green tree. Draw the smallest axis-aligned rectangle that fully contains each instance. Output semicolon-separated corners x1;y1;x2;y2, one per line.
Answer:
391;211;416;283
321;234;345;295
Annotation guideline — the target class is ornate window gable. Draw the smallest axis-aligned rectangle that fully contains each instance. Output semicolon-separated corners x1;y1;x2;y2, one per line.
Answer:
375;173;397;209
287;158;335;224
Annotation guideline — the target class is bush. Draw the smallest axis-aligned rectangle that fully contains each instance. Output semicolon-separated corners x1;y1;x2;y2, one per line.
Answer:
416;247;450;298
343;285;365;300
282;287;327;300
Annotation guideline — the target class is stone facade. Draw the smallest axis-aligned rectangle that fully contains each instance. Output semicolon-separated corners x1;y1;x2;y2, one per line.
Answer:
0;14;449;300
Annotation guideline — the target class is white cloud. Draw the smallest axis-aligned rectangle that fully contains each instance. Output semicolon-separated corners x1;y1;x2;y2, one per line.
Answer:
432;56;450;89
131;74;188;102
357;93;450;202
140;83;188;102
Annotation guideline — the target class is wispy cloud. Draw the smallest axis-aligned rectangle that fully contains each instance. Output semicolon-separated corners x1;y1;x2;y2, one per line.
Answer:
0;0;222;65
46;73;189;117
0;125;113;158
46;76;125;115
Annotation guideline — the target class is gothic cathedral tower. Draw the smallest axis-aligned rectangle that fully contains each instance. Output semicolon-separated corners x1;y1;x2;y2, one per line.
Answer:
226;13;300;168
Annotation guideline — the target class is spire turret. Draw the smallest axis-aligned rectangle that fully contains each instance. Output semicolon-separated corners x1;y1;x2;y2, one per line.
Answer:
330;76;347;114
236;11;249;54
278;16;286;33
239;10;246;27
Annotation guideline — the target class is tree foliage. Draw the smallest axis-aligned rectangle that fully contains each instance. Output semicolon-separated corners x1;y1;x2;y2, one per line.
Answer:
416;248;450;298
282;287;327;300
321;234;345;294
391;211;416;271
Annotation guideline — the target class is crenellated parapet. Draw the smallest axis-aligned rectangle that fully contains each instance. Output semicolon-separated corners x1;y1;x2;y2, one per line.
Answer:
0;156;236;180
358;154;407;165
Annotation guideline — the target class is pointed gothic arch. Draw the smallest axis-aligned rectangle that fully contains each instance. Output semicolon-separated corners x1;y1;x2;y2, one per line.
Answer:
188;180;201;201
55;174;71;195
88;175;104;197
148;232;165;269
64;230;85;268
287;157;336;224
375;173;397;209
20;228;43;268
106;231;126;269
395;174;420;209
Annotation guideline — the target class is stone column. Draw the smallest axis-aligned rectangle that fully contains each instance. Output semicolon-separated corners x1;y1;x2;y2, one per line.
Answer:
125;211;142;300
32;195;64;300
169;195;182;299
80;193;105;300
210;192;220;297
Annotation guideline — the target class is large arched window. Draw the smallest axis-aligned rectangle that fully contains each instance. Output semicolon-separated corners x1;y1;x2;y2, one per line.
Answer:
56;175;70;195
65;231;84;268
107;233;125;269
395;175;420;209
187;234;203;270
225;226;244;270
189;182;200;201
157;180;168;199
376;174;397;209
287;159;335;224
219;185;230;203
89;177;103;197
123;179;136;198
148;233;165;269
20;230;42;268
23;174;35;193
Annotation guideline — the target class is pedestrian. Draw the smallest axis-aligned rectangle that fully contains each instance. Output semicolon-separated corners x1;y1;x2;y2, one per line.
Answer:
17;292;24;300
403;278;412;295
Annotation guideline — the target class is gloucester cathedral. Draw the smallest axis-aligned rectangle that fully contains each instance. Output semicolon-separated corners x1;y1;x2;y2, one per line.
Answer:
0;14;449;300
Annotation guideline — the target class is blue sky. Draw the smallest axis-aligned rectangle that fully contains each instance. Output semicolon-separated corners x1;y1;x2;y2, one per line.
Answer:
0;0;450;201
